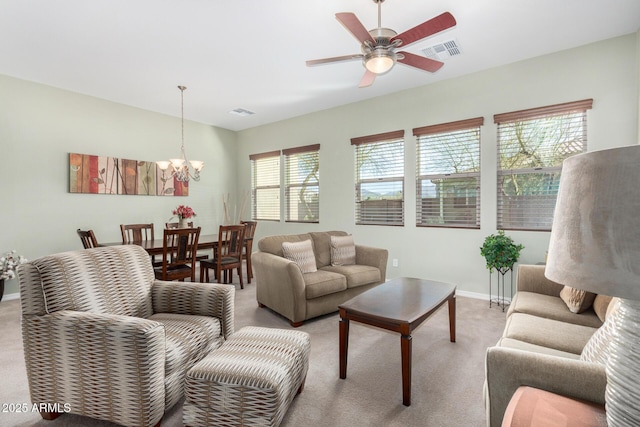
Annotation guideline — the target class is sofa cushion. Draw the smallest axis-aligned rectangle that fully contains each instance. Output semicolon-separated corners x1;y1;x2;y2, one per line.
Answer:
320;265;381;289
330;235;356;266
304;270;347;299
559;285;596;314
149;313;223;408
282;240;317;273
507;291;603;328
503;313;597;355
309;231;348;268
496;337;580;360
258;233;312;257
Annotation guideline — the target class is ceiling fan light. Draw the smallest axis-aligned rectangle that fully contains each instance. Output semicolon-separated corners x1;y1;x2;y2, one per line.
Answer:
365;53;395;74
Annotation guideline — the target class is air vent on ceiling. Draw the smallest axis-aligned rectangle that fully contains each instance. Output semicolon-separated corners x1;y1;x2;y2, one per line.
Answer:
421;39;462;61
229;107;256;117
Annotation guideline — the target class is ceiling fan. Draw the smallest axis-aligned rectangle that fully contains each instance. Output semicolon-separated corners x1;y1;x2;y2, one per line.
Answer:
306;0;456;88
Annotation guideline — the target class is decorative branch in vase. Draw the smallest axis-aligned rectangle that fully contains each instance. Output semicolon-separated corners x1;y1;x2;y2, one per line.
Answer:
222;191;250;225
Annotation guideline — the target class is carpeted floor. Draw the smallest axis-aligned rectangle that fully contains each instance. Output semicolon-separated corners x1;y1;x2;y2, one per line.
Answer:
0;275;506;427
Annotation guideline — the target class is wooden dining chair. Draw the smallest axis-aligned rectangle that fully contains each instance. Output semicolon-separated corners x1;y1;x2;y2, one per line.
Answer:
200;224;246;288
165;221;209;262
121;223;157;264
240;220;257;283
77;229;99;249
154;227;201;282
165;221;193;229
120;223;154;243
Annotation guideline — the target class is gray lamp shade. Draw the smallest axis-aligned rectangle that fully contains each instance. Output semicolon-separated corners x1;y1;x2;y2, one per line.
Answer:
545;145;640;299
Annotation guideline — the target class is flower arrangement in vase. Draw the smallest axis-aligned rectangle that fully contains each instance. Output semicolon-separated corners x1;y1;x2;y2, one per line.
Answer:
1;250;28;301
172;205;196;228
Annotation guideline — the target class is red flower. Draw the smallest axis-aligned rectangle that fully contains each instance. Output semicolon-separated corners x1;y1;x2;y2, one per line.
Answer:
172;205;196;219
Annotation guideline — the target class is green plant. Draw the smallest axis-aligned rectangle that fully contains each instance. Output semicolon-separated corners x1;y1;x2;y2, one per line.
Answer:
480;231;524;274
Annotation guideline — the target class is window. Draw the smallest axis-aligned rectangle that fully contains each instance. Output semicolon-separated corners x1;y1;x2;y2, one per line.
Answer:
414;117;484;228
352;130;404;226
284;144;320;223
250;150;281;221
495;99;593;231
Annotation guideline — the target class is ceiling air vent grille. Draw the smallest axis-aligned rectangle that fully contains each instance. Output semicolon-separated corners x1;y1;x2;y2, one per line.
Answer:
421;39;462;61
229;108;256;117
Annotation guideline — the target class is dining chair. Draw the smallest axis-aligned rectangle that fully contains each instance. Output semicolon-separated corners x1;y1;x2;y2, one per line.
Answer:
121;222;157;264
200;224;246;288
165;221;194;229
240;220;257;283
76;229;99;249
120;223;154;243
154;227;201;282
165;221;209;262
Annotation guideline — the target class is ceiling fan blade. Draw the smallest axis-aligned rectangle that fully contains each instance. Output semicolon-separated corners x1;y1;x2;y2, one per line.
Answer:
336;12;375;45
306;54;363;67
358;70;376;88
397;51;444;73
391;12;456;48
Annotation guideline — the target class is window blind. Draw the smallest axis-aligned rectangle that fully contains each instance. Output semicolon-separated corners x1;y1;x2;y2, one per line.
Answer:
414;117;483;228
284;144;320;223
250;150;281;221
352;130;405;226
495;99;592;231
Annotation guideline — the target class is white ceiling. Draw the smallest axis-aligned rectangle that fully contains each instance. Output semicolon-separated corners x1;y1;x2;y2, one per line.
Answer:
1;0;639;131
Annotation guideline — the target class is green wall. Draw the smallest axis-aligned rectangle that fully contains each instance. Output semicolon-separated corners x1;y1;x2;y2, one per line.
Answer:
1;32;638;299
0;75;238;296
236;33;640;297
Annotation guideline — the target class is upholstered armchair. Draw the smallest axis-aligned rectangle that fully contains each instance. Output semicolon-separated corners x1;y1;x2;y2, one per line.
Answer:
18;245;235;427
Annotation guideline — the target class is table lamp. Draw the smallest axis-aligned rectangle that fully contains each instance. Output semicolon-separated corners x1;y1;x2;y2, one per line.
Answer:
545;144;640;426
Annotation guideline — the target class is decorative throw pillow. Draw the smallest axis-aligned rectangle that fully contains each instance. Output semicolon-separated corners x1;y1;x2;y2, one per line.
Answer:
282;240;317;273
330;235;356;266
592;294;613;322
559;285;597;314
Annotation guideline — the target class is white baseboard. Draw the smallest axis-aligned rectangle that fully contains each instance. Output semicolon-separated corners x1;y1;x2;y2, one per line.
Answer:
456;289;512;304
1;292;20;301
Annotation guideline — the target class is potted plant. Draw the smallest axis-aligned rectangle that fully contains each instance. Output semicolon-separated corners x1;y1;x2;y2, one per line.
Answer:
1;250;28;302
480;230;524;274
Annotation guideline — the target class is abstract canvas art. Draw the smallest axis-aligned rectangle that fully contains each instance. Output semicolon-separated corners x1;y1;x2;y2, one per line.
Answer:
69;153;189;196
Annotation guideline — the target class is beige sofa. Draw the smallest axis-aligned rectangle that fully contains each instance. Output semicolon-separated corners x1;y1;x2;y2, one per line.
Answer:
484;264;614;427
251;231;388;326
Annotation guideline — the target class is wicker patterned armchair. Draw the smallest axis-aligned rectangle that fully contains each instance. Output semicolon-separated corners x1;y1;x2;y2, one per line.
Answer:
18;245;235;427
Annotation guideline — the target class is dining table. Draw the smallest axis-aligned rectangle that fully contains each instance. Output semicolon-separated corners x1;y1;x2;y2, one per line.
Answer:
100;234;250;257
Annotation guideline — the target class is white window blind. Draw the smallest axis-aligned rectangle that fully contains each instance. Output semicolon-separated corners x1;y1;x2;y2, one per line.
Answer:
495;99;592;231
250;150;281;221
414;117;484;228
284;144;320;223
352;130;405;226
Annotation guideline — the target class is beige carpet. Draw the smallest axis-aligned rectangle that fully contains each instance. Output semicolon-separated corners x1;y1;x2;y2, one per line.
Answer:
0;276;506;427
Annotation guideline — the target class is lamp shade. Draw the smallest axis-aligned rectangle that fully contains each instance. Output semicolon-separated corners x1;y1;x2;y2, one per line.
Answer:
545;145;640;299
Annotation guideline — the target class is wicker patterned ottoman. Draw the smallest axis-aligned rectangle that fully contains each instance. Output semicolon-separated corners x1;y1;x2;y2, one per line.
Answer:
183;326;311;427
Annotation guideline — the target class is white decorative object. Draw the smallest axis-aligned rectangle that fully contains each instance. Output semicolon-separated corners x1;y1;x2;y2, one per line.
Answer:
546;145;640;427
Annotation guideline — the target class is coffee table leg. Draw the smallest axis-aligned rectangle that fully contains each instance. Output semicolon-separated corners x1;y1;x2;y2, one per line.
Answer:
401;334;412;406
339;315;349;379
448;295;456;343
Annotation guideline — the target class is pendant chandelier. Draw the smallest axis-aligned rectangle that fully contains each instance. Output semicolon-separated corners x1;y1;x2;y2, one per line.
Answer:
156;85;204;182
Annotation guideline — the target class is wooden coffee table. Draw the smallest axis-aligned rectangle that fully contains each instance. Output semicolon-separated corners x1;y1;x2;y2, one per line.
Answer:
338;277;456;406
